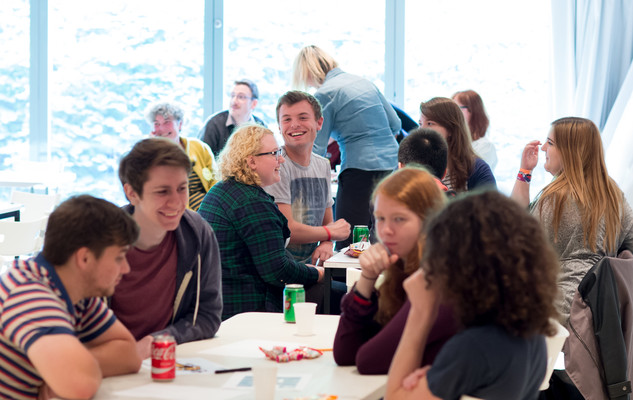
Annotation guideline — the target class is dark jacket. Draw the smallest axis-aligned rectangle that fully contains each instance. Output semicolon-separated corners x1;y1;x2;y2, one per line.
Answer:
117;206;223;344
198;110;267;156
565;250;633;400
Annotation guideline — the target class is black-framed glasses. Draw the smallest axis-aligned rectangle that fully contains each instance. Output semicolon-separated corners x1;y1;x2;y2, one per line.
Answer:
254;148;283;160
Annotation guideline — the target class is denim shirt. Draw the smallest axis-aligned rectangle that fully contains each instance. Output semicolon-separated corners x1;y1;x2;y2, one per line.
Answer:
313;68;400;172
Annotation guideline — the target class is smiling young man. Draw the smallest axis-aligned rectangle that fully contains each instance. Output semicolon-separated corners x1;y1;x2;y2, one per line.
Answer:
0;195;141;400
264;91;350;266
199;79;268;156
111;138;223;359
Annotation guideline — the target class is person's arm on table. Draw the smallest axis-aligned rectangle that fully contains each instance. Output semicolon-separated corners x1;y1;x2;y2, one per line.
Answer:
84;318;142;376
278;204;350;247
312;207;350;263
511;140;540;208
28;335;103;400
386;270;441;400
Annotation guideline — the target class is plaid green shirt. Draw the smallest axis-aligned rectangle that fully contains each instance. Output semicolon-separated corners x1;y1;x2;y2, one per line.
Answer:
198;178;319;320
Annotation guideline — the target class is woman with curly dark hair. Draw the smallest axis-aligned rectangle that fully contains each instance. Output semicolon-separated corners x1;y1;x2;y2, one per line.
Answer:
419;97;496;193
387;191;559;400
333;167;457;374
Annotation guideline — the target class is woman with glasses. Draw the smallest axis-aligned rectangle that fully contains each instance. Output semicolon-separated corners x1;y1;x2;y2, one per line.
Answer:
511;117;633;323
418;97;496;193
452;89;498;171
293;45;401;250
198;124;325;320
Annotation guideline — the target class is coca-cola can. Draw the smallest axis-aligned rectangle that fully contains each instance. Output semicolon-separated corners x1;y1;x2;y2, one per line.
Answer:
151;334;176;381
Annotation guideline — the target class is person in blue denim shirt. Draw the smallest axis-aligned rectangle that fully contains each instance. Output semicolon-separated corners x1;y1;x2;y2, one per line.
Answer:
293;45;400;250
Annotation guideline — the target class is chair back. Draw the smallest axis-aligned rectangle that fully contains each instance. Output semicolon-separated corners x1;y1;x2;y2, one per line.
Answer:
345;267;385;292
540;318;569;390
11;191;60;221
0;217;47;258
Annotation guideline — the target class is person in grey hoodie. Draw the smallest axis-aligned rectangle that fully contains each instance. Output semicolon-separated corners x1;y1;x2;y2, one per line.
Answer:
111;137;223;359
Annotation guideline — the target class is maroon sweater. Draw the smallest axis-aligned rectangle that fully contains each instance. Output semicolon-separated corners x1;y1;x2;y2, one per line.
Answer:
333;289;458;375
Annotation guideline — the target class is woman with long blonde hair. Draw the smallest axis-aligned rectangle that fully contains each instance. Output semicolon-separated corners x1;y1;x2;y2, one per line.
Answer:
333;167;457;374
512;116;633;321
293;45;401;250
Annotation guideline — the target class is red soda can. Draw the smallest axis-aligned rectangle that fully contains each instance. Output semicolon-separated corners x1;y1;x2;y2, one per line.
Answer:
151;334;176;381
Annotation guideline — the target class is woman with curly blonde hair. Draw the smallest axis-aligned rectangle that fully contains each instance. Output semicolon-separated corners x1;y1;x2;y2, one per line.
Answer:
419;97;496;192
198;124;325;320
333;167;457;374
511;116;633;322
387;191;559;399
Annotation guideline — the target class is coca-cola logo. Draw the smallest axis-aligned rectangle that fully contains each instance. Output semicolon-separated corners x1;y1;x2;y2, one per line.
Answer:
152;345;175;360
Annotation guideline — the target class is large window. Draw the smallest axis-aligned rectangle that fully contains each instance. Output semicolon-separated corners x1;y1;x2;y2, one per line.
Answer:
0;0;30;199
49;0;204;204
0;1;553;204
222;0;385;133
404;0;552;194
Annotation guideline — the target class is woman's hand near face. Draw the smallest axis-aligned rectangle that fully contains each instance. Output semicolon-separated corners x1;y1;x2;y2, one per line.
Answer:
403;269;440;322
521;140;541;171
355;243;399;298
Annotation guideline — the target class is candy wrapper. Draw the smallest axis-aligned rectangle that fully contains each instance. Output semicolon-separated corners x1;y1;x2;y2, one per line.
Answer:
344;241;371;258
259;345;323;363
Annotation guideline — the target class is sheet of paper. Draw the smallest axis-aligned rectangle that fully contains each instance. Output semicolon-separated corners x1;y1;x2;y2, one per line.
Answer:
112;383;243;399
141;357;226;376
201;339;307;358
223;372;312;391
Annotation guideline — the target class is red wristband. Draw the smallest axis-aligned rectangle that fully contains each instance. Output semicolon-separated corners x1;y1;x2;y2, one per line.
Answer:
323;226;332;241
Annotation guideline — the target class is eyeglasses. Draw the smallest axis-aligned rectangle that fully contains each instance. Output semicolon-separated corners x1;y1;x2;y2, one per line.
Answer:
230;93;252;101
254;148;283;160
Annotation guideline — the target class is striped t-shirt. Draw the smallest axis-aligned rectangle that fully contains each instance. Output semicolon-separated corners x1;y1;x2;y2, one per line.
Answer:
0;253;116;399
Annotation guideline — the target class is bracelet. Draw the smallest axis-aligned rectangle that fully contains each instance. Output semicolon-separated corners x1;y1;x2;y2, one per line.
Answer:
323;226;332;241
519;168;532;174
517;170;532;183
361;273;378;281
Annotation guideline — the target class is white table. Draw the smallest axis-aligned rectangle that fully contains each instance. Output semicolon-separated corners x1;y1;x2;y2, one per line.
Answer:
94;312;387;400
322;248;360;313
0;170;45;188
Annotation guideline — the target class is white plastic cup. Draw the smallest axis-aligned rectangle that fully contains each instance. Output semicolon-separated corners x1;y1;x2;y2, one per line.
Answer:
252;364;277;400
293;302;317;336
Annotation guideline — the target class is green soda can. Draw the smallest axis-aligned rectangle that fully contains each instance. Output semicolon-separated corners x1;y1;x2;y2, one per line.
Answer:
283;284;305;323
353;225;370;243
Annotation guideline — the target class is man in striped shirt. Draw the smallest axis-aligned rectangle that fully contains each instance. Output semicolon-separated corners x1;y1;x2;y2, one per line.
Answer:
0;195;141;400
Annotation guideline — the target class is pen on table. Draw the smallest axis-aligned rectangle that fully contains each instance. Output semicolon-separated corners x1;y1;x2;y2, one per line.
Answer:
215;367;252;374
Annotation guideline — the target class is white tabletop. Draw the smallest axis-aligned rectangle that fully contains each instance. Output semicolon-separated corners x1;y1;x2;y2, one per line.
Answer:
323;248;361;269
0;170;45;187
94;312;386;400
0;202;21;214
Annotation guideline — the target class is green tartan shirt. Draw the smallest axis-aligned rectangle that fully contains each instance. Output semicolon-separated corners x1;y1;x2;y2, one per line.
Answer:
198;178;319;320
